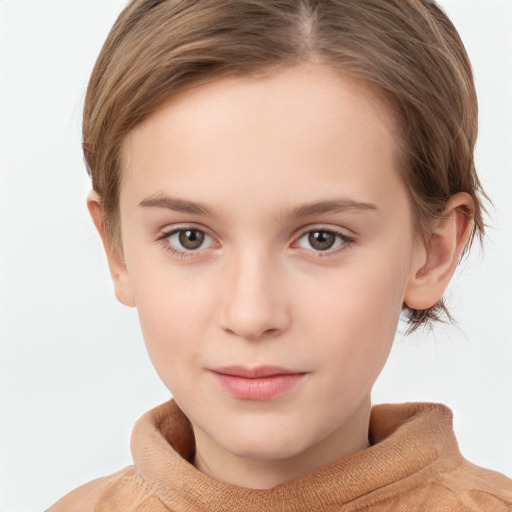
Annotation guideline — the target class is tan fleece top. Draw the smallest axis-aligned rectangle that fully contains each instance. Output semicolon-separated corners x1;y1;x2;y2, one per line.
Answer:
47;400;511;511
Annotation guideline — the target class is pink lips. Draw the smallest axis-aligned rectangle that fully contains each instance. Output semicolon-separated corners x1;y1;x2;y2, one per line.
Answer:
211;366;306;401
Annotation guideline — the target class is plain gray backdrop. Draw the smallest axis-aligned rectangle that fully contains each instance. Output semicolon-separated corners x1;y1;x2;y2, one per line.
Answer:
1;1;511;511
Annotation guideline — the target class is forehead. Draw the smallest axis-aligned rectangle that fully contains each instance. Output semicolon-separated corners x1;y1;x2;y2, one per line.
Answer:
121;63;407;221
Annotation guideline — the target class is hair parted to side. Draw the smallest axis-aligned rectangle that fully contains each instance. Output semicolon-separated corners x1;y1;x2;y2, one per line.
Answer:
83;0;486;330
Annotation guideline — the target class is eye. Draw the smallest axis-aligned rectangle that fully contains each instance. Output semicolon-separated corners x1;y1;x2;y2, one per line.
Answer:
295;229;351;252
164;228;216;252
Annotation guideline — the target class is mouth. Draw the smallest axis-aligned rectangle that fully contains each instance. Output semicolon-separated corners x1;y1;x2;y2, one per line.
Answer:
210;366;307;401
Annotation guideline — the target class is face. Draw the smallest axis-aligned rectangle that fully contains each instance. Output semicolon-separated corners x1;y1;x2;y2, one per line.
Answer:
116;64;425;477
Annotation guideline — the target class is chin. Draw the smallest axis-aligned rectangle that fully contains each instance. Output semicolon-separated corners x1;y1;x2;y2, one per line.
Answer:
216;421;317;461
228;440;305;461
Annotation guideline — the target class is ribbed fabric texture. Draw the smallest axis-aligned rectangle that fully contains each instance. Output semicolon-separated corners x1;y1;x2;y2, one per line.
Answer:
47;400;512;511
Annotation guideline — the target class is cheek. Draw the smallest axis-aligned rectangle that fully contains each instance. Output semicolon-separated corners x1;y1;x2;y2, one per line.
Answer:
302;255;407;330
298;253;410;375
128;262;217;381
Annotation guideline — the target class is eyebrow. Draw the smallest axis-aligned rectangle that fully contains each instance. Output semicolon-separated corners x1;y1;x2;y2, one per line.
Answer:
139;195;378;218
287;199;378;218
139;196;213;216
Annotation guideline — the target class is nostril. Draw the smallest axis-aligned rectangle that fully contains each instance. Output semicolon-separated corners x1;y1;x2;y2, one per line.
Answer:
218;269;291;340
223;326;281;342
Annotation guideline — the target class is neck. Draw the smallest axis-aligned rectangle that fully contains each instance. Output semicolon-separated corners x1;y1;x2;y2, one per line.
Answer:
192;396;371;489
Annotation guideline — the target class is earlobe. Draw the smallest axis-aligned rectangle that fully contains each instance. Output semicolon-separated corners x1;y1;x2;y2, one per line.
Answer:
87;191;136;308
404;193;474;311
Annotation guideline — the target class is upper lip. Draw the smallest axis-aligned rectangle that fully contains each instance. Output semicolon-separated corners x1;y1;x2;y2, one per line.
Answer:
211;365;304;379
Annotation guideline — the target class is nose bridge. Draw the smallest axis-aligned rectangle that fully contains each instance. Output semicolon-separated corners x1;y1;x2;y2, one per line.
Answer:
220;244;289;340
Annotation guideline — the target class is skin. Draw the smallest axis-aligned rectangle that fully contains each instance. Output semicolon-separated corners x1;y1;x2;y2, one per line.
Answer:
89;63;473;489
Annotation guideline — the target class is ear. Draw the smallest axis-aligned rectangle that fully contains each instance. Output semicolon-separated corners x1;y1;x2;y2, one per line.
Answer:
87;190;136;307
404;192;474;310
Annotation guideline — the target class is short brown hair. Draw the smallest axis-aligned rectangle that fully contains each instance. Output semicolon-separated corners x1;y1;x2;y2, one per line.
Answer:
83;0;486;329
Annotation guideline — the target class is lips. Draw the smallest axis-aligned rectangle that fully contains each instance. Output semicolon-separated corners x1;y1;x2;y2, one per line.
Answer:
211;366;306;401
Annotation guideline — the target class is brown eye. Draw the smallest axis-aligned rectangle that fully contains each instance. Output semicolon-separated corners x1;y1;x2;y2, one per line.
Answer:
308;230;336;251
178;229;205;250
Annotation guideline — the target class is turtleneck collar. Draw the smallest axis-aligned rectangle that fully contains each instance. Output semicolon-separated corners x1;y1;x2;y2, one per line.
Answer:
130;399;462;511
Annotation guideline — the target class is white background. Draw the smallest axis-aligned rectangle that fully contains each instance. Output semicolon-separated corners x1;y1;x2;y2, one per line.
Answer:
0;1;511;511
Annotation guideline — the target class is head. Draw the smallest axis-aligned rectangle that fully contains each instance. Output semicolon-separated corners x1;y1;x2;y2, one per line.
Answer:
84;0;485;329
84;0;484;487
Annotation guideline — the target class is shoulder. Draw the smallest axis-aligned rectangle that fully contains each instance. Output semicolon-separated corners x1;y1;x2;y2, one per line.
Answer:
428;459;512;511
367;402;512;511
386;454;511;512
365;458;512;512
45;465;168;512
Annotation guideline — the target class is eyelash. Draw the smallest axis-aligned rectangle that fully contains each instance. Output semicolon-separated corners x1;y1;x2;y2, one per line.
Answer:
293;228;355;257
156;226;355;259
156;227;216;259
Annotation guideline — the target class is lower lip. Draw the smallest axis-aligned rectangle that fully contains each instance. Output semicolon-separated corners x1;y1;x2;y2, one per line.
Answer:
212;372;305;401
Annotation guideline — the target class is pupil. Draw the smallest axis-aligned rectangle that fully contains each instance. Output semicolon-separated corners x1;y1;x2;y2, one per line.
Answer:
309;231;335;251
179;230;204;249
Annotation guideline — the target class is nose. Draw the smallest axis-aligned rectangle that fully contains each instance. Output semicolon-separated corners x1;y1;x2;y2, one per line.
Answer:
218;251;291;341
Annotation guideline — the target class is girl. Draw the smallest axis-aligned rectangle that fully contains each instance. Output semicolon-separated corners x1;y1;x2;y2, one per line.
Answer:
36;0;511;509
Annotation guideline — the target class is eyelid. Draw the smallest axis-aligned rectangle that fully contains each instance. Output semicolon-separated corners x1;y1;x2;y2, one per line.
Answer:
155;223;355;259
290;225;356;255
156;223;220;256
292;221;356;238
157;222;217;240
